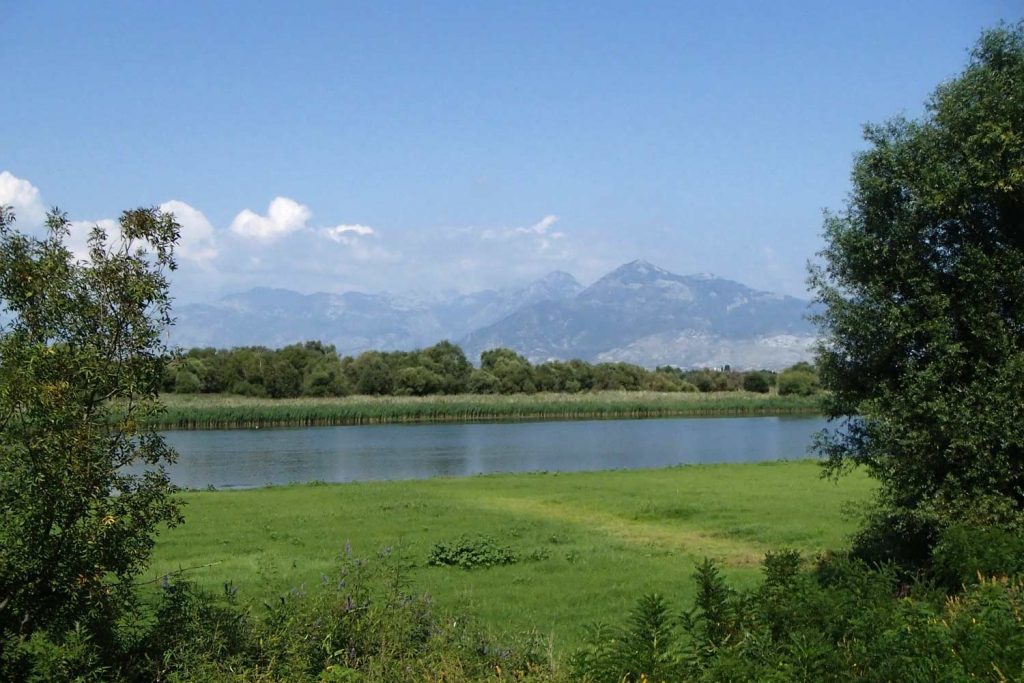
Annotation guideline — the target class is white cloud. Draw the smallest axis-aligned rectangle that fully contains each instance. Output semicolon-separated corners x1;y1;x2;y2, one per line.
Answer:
477;214;567;255
0;171;47;228
66;218;120;261
518;214;560;236
229;196;311;241
322;223;375;245
0;173;624;301
319;223;400;263
159;200;218;263
481;215;565;244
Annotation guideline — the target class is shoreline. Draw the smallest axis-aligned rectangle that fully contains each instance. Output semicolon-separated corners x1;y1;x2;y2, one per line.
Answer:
154;390;822;430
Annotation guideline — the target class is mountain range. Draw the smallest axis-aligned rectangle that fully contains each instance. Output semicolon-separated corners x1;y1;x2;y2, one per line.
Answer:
170;260;817;369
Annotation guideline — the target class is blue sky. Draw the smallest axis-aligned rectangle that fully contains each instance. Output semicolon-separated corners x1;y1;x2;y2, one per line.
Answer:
3;1;1020;303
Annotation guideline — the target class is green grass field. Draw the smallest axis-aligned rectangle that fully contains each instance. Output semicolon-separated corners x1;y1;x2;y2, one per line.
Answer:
155;390;821;429
148;460;872;651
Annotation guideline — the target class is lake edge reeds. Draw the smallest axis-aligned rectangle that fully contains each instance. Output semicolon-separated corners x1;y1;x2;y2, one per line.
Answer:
153;391;822;430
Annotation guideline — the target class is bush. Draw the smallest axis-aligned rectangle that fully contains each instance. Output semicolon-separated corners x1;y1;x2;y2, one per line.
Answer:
174;368;203;393
742;371;773;393
13;547;567;682
777;369;819;396
428;535;518;569
575;552;1024;682
931;523;1024;589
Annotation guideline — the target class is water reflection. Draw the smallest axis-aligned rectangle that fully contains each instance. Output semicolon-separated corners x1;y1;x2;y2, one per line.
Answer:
151;416;829;489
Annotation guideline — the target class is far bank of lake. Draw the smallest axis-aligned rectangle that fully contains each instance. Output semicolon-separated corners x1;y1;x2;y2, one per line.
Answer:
156;390;821;430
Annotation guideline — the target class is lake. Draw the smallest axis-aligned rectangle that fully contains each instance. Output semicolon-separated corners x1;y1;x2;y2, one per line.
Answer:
157;415;831;489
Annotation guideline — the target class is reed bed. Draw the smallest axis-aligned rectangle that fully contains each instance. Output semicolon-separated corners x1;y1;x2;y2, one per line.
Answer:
154;391;821;430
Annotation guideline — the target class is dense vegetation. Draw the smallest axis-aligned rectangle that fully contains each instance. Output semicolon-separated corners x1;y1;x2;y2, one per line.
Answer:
164;340;819;398
155;391;820;429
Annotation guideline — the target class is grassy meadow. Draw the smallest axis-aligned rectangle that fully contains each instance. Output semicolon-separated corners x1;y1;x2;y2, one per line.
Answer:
149;460;873;651
155;390;821;429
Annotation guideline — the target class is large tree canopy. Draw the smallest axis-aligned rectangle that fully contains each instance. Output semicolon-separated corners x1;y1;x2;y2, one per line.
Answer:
0;206;182;662
812;24;1024;561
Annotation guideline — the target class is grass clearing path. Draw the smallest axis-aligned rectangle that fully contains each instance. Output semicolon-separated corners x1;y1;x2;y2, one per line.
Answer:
463;493;767;566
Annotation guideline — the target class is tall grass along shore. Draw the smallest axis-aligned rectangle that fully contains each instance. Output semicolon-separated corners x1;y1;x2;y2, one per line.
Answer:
155;390;821;429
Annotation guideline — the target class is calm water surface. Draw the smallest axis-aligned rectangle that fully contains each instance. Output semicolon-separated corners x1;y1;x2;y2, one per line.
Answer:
158;416;829;489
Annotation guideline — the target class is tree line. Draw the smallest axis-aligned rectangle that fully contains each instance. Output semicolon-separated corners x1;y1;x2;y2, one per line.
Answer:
165;340;820;398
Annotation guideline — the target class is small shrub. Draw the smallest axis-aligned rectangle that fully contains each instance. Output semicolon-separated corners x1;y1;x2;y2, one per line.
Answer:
427;535;518;569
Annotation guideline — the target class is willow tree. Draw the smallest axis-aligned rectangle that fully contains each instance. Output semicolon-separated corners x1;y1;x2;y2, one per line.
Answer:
812;24;1024;564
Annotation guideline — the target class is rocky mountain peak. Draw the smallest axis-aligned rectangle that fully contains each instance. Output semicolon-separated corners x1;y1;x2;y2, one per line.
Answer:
171;261;817;369
517;270;583;303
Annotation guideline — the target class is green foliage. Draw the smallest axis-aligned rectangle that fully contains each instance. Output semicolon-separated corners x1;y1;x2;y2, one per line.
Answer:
351;351;395;395
481;348;537;394
931;523;1024;589
0;206;182;675
577;552;1024;682
571;593;683;682
427;535;518;569
173;368;202;393
467;368;500;394
167;341;812;401
811;23;1024;562
302;356;352;397
777;367;819;396
154;390;821;429
741;370;773;394
99;549;562;681
420;340;472;394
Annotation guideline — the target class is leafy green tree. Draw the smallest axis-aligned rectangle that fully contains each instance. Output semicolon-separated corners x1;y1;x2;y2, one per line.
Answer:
263;356;302;398
351;350;395;395
592;363;645;391
741;370;773;394
0;207;182;665
395;365;444;396
301;356;351;397
420;341;471;394
480;348;536;394
466;368;499;394
533;361;567;392
811;24;1024;563
777;366;818;396
173;368;203;393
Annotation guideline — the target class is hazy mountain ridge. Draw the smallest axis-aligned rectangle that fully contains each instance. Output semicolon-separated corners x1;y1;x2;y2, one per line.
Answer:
171;261;816;369
459;261;815;368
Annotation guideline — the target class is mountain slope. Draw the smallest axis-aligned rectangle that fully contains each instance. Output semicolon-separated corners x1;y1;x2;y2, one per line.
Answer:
170;261;815;369
170;272;584;355
459;261;815;369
